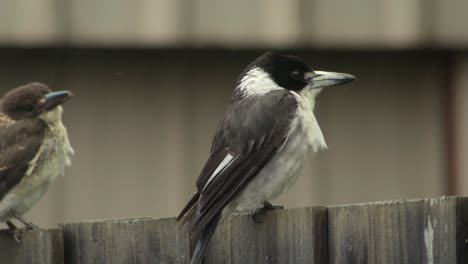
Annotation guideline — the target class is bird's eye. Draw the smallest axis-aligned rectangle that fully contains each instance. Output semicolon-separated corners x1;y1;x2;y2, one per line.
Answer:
291;70;301;80
23;105;34;112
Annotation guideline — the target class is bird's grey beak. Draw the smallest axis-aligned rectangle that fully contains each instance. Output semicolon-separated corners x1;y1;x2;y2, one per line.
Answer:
44;91;73;110
306;71;356;89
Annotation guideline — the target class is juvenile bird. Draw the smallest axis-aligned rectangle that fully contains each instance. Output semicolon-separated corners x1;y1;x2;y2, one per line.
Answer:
0;82;74;241
178;52;356;264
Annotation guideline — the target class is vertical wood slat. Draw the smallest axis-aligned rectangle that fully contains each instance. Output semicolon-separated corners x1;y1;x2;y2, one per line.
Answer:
0;229;63;264
63;217;190;264
328;196;468;264
205;207;328;263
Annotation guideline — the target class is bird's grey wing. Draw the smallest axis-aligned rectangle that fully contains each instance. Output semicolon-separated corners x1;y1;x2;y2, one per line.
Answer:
0;118;47;201
185;90;298;237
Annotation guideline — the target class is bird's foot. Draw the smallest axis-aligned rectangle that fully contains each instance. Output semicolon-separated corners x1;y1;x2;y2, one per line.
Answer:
23;222;39;230
251;201;284;223
10;228;24;243
6;220;18;231
6;215;39;242
13;215;39;230
5;221;27;243
251;208;266;223
263;201;284;211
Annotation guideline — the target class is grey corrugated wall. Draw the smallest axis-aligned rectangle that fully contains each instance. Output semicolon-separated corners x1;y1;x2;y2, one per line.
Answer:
1;0;468;48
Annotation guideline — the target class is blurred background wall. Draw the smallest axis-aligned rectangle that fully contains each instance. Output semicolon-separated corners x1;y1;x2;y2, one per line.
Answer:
0;0;466;228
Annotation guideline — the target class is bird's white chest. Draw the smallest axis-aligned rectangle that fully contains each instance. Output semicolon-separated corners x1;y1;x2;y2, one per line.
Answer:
30;122;74;182
288;89;327;152
235;90;326;211
0;121;74;219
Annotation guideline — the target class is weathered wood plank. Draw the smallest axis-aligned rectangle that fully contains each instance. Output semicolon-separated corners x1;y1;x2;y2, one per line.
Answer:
0;228;63;264
328;196;468;264
63;207;327;264
63;217;190;264
205;206;328;264
62;197;468;263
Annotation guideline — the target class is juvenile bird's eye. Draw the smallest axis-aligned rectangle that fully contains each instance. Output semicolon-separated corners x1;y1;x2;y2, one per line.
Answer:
23;105;34;112
291;70;301;80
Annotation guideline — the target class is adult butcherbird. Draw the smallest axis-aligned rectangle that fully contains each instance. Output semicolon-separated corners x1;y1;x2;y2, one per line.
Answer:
0;82;74;241
178;52;356;264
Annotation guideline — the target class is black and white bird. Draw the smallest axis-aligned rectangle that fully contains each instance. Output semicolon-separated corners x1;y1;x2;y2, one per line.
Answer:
0;82;74;241
177;52;356;264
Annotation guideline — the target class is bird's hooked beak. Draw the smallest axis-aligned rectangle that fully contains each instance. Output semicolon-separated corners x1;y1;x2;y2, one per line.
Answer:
43;91;73;111
306;71;356;89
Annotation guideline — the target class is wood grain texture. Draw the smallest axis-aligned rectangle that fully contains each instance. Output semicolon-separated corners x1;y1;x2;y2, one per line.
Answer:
17;197;462;263
63;217;190;264
0;228;63;264
328;196;468;264
205;206;328;264
63;207;327;264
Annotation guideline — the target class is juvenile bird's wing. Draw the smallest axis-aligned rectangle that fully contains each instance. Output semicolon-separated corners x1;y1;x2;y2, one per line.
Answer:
177;90;298;238
0;117;47;201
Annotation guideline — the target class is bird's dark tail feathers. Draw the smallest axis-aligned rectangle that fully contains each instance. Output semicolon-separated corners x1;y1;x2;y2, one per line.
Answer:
177;192;200;225
189;213;221;264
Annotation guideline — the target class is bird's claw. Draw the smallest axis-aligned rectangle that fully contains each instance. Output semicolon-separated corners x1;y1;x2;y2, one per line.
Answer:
6;217;38;243
24;223;39;230
251;209;264;223
12;229;23;243
250;201;284;223
11;226;37;243
7;228;25;243
263;201;284;211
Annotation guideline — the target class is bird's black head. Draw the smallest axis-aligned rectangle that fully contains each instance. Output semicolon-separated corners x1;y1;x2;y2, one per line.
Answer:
1;82;73;120
250;52;312;91
236;52;356;98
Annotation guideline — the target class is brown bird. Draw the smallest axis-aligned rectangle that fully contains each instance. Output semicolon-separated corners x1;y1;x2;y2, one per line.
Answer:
0;82;74;241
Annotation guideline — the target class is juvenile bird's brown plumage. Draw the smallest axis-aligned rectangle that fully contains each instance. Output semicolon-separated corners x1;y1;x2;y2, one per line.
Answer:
0;82;74;240
0;118;47;201
1;83;51;120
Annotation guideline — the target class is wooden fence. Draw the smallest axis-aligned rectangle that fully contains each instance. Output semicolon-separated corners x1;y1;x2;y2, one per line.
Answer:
0;196;467;263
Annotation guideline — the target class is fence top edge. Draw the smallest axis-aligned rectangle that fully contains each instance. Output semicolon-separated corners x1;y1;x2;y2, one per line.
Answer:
327;195;467;209
60;196;466;226
61;206;327;226
62;216;157;226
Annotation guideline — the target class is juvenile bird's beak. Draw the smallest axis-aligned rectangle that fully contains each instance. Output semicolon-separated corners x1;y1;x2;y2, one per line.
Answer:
306;71;356;89
44;91;73;110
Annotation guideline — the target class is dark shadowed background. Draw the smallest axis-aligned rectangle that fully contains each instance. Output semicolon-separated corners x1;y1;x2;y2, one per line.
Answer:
0;1;467;228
